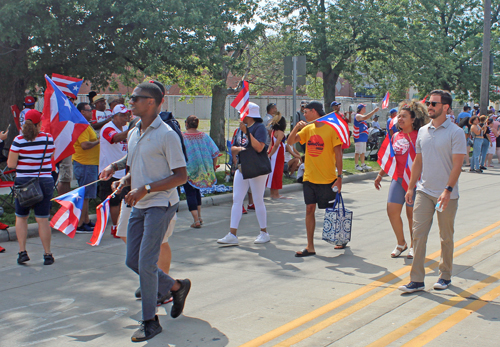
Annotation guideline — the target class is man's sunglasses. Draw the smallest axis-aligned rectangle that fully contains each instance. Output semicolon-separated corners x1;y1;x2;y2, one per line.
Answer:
130;95;154;102
425;101;443;107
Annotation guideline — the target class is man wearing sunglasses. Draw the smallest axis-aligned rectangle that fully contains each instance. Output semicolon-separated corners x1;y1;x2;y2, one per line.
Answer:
400;90;466;293
113;82;190;342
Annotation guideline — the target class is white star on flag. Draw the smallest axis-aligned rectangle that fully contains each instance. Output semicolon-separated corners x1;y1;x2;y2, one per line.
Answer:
64;98;72;110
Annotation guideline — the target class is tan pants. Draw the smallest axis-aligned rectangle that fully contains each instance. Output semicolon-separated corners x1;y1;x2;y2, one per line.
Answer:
410;191;458;282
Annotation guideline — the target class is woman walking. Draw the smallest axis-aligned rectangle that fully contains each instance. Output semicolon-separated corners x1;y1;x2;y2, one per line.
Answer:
182;115;220;228
374;100;428;258
217;102;270;245
267;112;287;199
7;110;56;265
458;116;471;167
470;115;484;173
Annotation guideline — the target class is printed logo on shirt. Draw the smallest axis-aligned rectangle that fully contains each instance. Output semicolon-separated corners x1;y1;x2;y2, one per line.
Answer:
307;135;324;157
393;137;410;155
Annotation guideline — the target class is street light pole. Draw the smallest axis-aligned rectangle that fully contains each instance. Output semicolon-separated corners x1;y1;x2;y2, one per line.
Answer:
480;0;491;116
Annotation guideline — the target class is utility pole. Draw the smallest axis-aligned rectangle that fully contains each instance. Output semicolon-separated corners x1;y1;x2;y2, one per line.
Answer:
480;0;491;116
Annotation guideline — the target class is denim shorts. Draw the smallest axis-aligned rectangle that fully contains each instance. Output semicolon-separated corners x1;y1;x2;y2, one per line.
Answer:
73;161;98;199
388;178;415;207
15;176;54;218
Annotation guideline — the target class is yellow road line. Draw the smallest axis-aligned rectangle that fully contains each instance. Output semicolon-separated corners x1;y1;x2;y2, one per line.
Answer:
366;270;500;347
273;225;500;346
401;282;500;346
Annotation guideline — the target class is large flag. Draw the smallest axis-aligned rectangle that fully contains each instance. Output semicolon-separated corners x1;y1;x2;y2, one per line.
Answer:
230;81;250;120
42;75;89;164
10;105;21;131
381;92;390;109
52;73;83;99
50;187;86;238
88;196;111;246
401;144;417;191
315;112;350;146
377;135;397;180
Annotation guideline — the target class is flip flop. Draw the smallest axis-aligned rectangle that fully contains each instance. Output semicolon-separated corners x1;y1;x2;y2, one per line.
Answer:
295;249;316;257
334;244;347;249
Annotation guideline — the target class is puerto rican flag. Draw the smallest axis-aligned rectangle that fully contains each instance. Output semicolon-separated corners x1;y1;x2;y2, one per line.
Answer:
42;75;89;164
381;92;390;109
401;143;417;191
230;81;250;120
377;135;397;180
52;73;83;99
88;196;111;246
50;187;85;238
315;112;350;146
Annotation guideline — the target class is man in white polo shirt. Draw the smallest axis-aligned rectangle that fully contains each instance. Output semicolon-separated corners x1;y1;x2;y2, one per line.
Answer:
400;90;466;293
99;104;130;237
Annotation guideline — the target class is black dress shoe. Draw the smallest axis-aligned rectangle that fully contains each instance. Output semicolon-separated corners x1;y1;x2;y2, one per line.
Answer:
131;315;162;342
171;279;191;318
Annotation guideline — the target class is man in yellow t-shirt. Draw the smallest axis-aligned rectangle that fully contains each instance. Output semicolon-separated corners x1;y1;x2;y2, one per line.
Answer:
73;102;100;233
288;101;343;257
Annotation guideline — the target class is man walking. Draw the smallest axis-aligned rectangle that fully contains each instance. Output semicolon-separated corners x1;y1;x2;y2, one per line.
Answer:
354;104;379;171
90;94;112;130
115;82;190;342
400;90;466;293
288;101;343;257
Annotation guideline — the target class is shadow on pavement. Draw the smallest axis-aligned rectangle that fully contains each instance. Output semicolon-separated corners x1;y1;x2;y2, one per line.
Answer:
316;247;389;277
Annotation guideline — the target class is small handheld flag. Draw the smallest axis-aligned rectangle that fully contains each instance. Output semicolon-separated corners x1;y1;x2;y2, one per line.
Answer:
381;92;390;109
87;196;111;246
377;135;397;180
314;113;350;146
50;187;86;238
230;81;250;120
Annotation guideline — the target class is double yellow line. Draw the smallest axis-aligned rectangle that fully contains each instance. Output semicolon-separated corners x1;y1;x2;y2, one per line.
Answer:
241;220;500;347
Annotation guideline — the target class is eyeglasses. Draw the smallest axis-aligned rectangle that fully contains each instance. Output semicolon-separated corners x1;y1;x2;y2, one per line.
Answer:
425;101;443;107
83;108;92;112
130;95;154;102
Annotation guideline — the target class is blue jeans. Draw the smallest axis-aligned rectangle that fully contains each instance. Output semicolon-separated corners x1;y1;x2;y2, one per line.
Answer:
471;138;483;170
15;176;54;218
73;161;98;199
480;138;489;167
125;204;178;320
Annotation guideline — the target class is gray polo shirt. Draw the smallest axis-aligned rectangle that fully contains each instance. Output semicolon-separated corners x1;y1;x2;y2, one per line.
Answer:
416;117;466;199
127;115;186;209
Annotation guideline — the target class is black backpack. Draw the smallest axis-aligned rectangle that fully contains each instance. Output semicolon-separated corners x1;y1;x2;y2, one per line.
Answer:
159;111;188;162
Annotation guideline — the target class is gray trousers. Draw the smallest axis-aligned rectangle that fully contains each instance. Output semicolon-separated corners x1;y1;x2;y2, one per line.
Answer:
126;204;178;320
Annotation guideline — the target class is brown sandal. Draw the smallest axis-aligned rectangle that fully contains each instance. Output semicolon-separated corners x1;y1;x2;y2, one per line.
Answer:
190;222;201;228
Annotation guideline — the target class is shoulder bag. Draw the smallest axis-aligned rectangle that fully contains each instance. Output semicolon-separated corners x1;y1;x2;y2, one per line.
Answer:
238;131;272;179
322;193;353;246
13;135;49;207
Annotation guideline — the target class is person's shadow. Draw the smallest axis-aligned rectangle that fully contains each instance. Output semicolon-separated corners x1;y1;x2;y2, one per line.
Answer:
238;243;303;272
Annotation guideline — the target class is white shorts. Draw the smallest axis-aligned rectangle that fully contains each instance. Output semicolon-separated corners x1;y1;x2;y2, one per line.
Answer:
116;200;176;243
354;142;367;154
488;143;496;155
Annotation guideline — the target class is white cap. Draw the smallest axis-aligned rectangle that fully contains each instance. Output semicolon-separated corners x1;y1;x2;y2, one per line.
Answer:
112;104;129;115
245;102;261;119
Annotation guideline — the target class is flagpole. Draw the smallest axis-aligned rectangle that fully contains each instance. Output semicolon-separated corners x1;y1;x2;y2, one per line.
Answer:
50;179;102;201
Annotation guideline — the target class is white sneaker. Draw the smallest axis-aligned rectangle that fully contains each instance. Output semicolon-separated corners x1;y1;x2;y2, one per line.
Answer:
362;163;372;170
355;164;363;171
217;232;239;244
254;231;270;244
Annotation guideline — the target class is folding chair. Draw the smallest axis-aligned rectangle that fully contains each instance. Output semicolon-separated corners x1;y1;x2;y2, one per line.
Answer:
0;171;15;210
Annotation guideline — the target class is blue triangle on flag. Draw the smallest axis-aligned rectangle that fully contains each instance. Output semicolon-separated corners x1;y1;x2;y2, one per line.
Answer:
66;81;83;97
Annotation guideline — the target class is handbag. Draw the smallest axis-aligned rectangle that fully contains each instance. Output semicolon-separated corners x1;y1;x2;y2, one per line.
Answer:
13;135;49;207
238;131;272;179
322;193;353;246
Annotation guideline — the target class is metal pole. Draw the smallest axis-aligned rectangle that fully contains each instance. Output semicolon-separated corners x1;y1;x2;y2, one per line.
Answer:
292;56;297;129
480;0;491;116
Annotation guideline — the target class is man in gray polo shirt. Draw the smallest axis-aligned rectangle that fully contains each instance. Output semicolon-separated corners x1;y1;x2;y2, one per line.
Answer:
115;83;191;342
400;90;466;293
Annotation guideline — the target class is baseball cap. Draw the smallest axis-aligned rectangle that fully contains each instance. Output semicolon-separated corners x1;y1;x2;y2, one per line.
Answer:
474;103;479;107
108;95;121;104
300;100;307;106
245;102;261;119
305;101;326;116
389;108;398;114
113;104;130;116
24;96;36;106
25;109;42;124
373;115;379;119
93;94;105;103
330;101;341;107
357;103;366;112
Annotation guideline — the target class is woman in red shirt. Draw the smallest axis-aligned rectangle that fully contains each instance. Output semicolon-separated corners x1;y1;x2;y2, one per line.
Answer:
374;101;429;258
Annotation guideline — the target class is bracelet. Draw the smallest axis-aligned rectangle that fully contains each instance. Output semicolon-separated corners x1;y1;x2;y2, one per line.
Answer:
377;174;383;179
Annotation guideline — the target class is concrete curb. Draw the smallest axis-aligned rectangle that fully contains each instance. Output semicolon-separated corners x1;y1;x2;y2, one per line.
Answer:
0;171;378;243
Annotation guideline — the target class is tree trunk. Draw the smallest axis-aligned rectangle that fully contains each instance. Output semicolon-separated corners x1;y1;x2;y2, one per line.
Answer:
322;65;339;114
210;84;228;150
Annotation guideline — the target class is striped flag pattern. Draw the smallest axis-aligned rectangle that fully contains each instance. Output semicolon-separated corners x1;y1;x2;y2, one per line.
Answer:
315;112;350;146
401;151;416;191
230;81;250;120
377;135;397;180
381;92;390;109
353;121;369;140
50;187;86;238
87;196;111;246
52;73;83;99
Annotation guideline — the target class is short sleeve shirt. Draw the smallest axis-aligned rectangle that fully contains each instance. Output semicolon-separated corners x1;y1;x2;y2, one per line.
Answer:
92;110;112;123
99;122;128;178
233;122;267;164
392;130;418;179
415;118;467;199
73;125;99;166
127;115;186;209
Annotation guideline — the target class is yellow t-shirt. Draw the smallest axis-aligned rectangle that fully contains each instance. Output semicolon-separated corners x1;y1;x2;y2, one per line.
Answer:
73;125;100;165
298;123;342;184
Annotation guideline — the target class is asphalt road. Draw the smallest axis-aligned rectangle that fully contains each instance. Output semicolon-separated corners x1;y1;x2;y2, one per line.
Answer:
1;167;500;347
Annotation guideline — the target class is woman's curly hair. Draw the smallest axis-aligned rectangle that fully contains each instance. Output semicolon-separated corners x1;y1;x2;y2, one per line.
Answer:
398;100;430;131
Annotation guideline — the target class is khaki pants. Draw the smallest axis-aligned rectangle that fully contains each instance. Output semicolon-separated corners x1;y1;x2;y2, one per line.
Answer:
410;191;458;282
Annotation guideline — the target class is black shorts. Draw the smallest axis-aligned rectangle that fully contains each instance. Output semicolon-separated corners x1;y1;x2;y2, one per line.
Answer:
303;181;337;209
98;178;126;207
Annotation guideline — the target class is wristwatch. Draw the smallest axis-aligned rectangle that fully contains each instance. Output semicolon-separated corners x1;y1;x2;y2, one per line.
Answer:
145;184;151;194
337;174;343;178
445;185;453;192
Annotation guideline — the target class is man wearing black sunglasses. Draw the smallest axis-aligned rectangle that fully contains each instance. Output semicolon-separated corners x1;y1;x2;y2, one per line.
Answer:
400;89;466;294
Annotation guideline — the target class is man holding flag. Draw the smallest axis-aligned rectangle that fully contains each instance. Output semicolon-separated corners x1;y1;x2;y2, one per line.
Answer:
288;101;344;257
